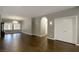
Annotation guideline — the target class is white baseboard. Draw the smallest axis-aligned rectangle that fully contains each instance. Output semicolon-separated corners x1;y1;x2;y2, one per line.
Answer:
22;32;54;39
76;44;79;46
32;34;42;37
22;32;46;37
22;32;79;45
22;32;32;35
47;37;54;40
31;34;47;37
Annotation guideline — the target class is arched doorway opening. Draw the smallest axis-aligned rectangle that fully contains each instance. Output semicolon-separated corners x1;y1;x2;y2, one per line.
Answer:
41;17;48;36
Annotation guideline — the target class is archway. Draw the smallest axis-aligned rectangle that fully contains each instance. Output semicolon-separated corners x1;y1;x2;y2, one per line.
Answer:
41;17;48;36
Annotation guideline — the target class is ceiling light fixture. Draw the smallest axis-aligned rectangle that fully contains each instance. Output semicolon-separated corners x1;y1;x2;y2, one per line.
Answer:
12;21;18;23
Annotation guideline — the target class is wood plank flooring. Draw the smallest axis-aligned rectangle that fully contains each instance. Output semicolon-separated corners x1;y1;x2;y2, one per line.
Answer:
0;33;79;52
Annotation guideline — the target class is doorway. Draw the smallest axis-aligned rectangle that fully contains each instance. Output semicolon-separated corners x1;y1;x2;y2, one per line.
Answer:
41;17;48;36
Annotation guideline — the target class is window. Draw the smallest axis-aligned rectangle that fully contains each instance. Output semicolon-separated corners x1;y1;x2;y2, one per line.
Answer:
13;23;21;30
4;21;21;31
4;23;12;30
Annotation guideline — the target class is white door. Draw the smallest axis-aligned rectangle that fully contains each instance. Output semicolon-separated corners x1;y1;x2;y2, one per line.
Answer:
63;19;73;43
54;16;75;43
54;18;64;41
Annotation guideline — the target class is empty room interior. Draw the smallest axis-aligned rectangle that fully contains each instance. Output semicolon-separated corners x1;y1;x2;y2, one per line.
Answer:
0;6;79;52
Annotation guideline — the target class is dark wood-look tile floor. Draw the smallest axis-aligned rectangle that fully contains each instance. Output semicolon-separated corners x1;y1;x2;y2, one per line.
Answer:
0;33;79;52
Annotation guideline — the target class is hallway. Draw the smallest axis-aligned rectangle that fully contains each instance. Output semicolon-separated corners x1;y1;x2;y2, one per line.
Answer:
0;33;79;52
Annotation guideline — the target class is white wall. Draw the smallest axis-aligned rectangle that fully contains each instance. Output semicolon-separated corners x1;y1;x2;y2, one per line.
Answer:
22;17;32;34
33;7;79;41
21;7;79;45
32;17;41;36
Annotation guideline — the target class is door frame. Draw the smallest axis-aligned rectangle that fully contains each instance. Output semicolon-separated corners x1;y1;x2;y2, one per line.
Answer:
41;16;48;36
54;16;77;44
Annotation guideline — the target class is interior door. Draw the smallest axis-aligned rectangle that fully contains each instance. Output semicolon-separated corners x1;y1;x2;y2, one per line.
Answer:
54;17;74;43
54;18;64;41
63;18;73;43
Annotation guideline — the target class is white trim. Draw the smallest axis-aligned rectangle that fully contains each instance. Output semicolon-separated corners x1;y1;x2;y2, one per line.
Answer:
32;34;42;37
22;32;32;35
55;39;75;45
32;34;47;37
47;37;54;40
76;44;79;46
22;32;46;37
75;16;78;44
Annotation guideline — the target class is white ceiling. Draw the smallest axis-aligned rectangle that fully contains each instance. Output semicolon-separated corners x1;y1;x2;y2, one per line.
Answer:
0;6;75;20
